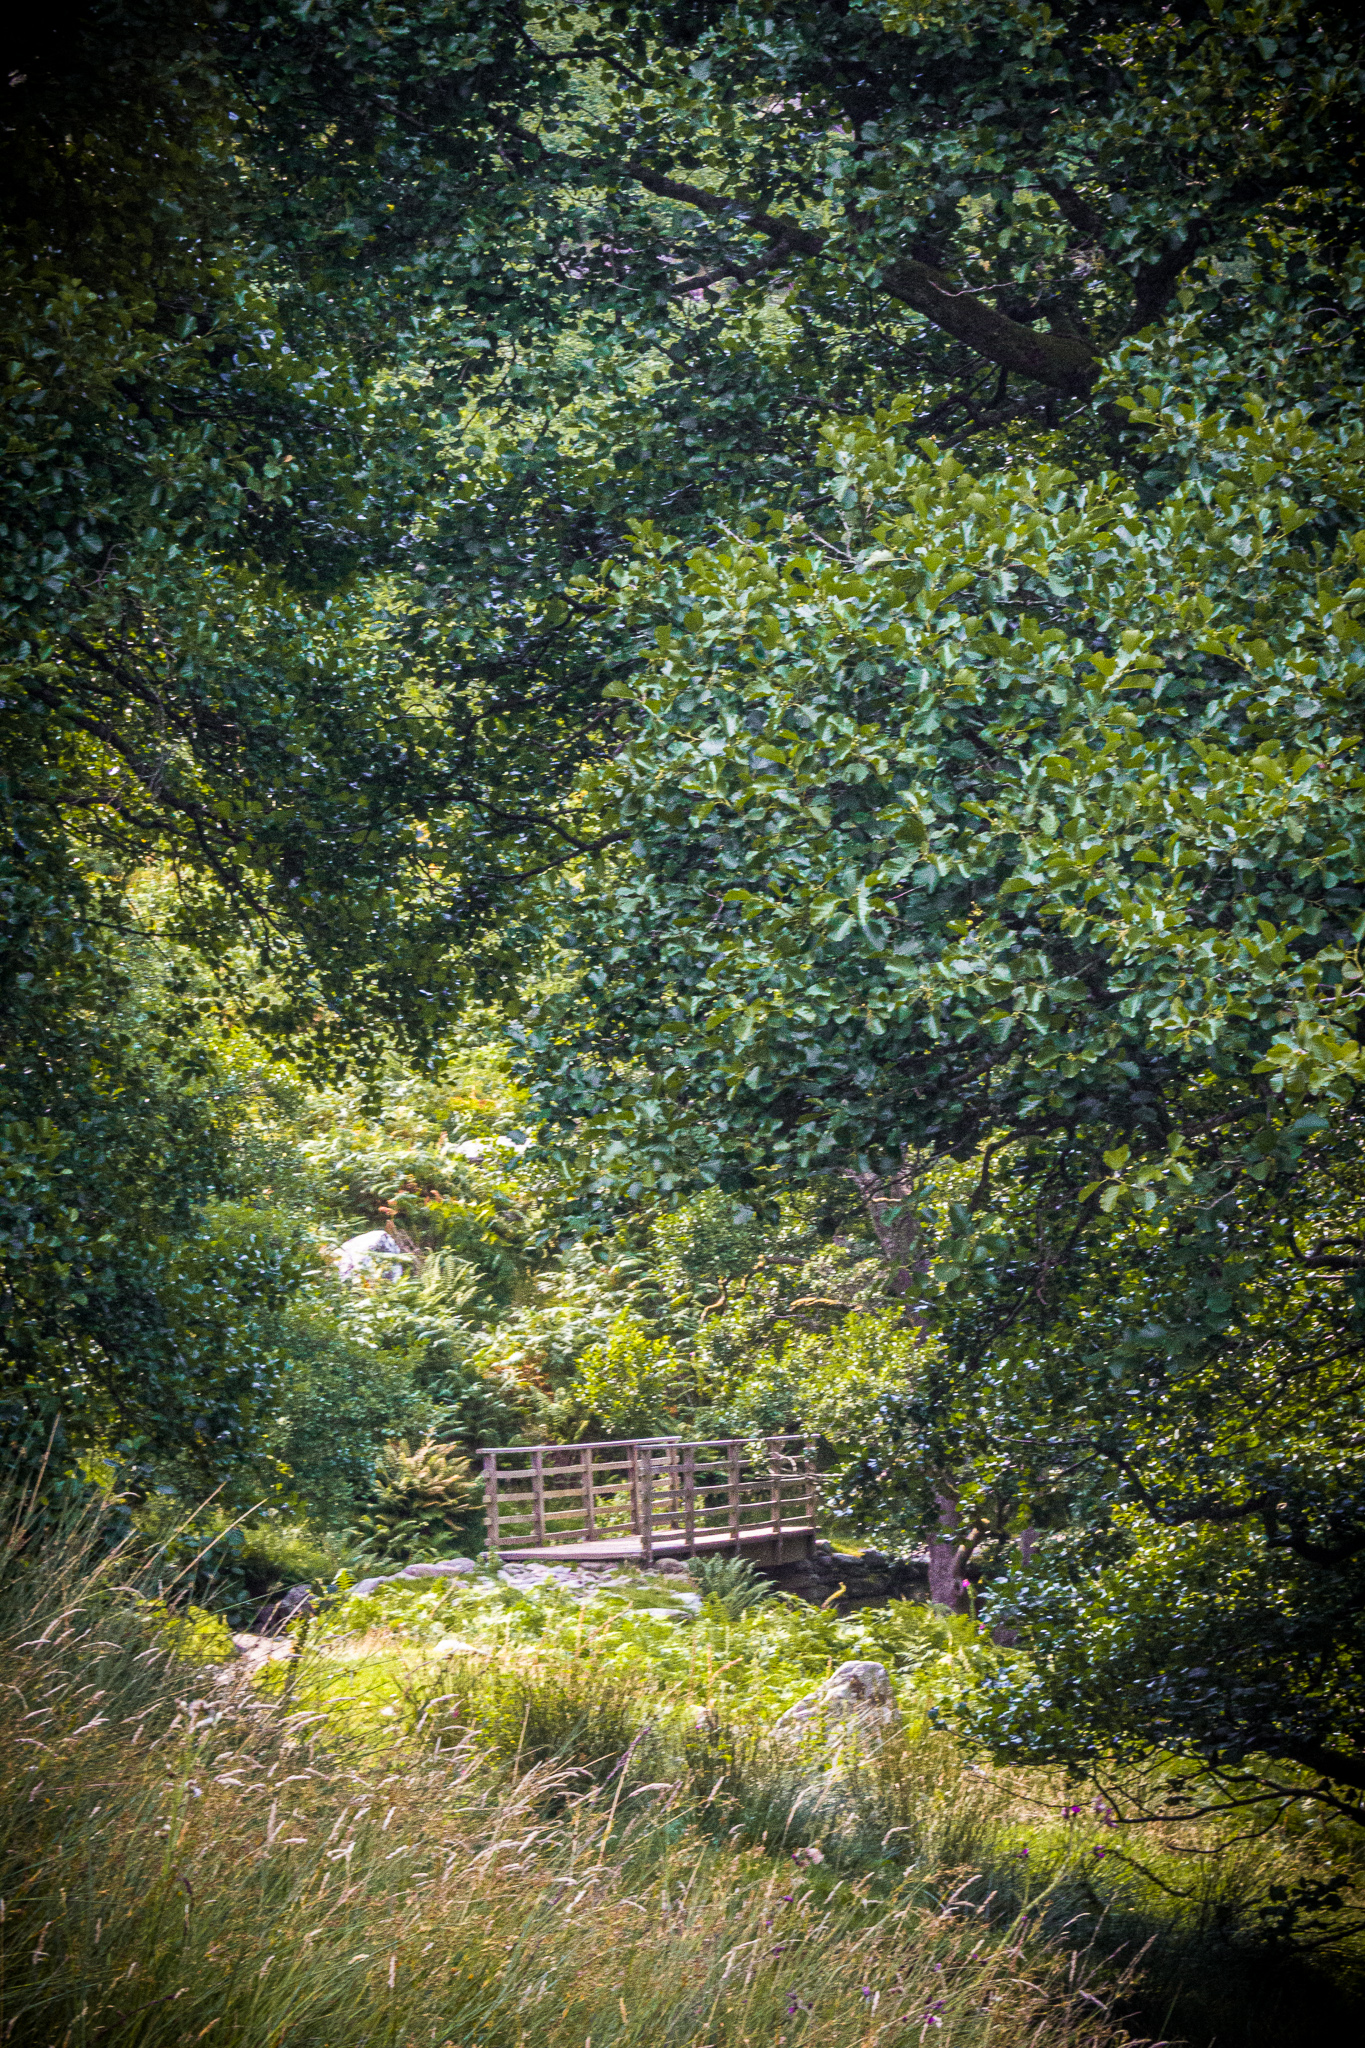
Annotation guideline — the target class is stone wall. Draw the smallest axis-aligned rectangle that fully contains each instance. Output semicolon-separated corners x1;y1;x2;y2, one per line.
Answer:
757;1538;929;1611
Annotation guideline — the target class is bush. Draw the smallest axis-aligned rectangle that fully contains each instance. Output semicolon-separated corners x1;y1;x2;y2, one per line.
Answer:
692;1552;775;1620
125;1491;254;1615
261;1297;429;1524
237;1517;347;1601
570;1312;695;1436
125;1496;351;1622
352;1437;481;1564
142;1598;235;1665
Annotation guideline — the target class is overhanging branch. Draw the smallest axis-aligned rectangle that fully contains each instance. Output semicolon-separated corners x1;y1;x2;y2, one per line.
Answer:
628;161;1098;397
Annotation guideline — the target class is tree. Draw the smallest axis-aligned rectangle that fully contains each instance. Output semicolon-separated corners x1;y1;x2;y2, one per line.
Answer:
1;0;486;1461
517;274;1365;1803
2;1;509;1047
0;921;319;1486
6;0;1365;1805
14;2;1359;976
524;0;1365;415
176;2;1365;917
527;297;1365;1182
947;1113;1365;1823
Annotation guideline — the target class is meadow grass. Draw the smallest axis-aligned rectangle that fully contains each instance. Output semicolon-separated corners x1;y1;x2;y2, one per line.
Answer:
390;1642;1365;2046
0;1505;1144;2048
3;1499;1362;2047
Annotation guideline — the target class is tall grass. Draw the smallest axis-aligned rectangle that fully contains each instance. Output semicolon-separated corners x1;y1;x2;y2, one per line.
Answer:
395;1647;1365;2046
6;1493;1363;2046
1;1503;1148;2048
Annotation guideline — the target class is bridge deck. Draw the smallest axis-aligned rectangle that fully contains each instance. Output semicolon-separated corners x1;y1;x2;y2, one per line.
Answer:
508;1523;817;1565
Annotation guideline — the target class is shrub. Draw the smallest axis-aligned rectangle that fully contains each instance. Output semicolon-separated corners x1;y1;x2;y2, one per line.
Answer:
142;1598;236;1665
236;1517;347;1601
692;1552;775;1620
261;1296;429;1524
353;1436;481;1563
127;1497;350;1620
569;1311;695;1436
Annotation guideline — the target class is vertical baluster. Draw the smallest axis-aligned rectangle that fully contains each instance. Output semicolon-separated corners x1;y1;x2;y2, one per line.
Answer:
583;1443;596;1540
642;1448;654;1566
804;1437;818;1531
628;1442;640;1534
483;1450;499;1560
531;1447;546;1545
683;1442;696;1554
728;1438;741;1545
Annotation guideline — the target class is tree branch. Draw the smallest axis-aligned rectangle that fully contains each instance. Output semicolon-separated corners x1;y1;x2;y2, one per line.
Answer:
1283;1741;1365;1801
668;238;798;297
1129;226;1209;331
628;163;1097;397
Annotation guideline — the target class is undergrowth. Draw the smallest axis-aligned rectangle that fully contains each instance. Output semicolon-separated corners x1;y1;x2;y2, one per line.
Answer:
4;1499;1363;2048
3;1505;1144;2048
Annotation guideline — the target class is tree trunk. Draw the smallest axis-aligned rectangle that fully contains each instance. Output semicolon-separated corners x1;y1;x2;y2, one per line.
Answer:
928;1486;968;1611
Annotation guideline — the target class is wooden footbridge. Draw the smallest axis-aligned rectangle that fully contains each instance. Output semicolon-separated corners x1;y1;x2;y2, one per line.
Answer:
479;1435;818;1566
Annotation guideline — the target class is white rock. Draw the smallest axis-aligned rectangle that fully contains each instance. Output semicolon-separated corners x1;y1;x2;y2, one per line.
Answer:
771;1660;901;1752
488;1559;664;1605
343;1558;477;1600
218;1631;295;1684
336;1230;405;1279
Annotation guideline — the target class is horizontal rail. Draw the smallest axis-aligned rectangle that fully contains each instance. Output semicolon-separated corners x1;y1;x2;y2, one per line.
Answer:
477;1435;809;1458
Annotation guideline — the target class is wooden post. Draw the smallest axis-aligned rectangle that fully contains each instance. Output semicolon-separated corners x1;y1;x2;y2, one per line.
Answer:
683;1442;696;1554
628;1442;640;1533
531;1447;546;1546
770;1437;783;1564
583;1443;597;1540
667;1438;680;1525
804;1437;817;1530
483;1450;499;1560
728;1439;740;1545
642;1448;654;1566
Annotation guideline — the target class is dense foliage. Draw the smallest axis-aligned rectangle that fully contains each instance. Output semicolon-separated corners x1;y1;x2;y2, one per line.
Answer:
5;0;1365;1890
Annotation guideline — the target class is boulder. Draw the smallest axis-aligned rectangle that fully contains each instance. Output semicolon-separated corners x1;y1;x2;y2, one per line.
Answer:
336;1230;405;1280
218;1630;296;1684
771;1660;901;1752
253;1583;314;1635
343;1557;478;1600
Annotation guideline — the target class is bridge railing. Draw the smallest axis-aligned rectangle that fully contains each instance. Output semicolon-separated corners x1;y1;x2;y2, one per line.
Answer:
477;1435;817;1562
